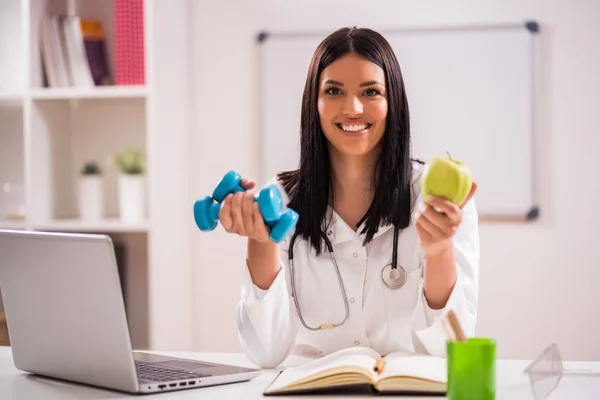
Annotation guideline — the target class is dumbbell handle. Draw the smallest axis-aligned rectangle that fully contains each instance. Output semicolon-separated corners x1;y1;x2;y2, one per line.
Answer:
212;188;282;225
194;190;298;242
204;193;272;223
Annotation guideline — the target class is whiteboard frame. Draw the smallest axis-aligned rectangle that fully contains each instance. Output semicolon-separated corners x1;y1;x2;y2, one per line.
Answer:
256;21;541;222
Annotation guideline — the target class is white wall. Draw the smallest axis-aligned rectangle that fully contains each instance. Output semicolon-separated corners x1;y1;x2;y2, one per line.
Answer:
190;0;600;361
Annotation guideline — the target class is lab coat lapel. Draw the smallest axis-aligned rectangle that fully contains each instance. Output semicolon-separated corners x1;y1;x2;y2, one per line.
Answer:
323;208;357;245
324;207;394;245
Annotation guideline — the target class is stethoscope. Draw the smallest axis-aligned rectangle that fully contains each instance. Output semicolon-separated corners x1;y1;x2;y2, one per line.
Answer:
288;226;406;331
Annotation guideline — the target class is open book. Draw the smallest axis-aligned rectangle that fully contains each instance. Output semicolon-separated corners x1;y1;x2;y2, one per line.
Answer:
264;346;446;396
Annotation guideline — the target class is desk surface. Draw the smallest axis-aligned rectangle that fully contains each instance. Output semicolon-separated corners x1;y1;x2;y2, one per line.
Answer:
1;346;599;399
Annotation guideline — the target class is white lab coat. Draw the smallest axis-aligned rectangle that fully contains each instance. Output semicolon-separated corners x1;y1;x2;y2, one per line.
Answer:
236;163;479;368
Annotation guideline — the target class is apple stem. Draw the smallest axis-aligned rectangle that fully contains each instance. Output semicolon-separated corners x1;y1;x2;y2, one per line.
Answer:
446;151;453;160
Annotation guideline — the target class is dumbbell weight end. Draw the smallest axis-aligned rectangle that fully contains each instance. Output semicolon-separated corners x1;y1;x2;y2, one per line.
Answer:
213;170;245;203
256;185;285;223
269;208;299;243
193;196;221;232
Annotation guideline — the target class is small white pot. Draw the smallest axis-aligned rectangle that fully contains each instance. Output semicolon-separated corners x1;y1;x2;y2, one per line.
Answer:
118;174;146;223
79;176;104;220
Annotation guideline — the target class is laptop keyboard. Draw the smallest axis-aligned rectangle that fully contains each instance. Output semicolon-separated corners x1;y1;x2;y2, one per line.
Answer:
136;361;211;382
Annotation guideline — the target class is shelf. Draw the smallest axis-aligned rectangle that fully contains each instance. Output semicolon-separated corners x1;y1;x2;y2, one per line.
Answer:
0;0;196;350
30;86;147;100
0;220;27;230
31;218;150;233
0;93;23;104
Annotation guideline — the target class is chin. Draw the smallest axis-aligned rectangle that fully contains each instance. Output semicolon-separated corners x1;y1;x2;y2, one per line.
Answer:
332;142;377;158
329;134;383;157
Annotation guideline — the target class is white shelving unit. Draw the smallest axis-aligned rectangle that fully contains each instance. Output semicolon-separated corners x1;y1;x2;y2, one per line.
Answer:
0;0;196;351
30;86;148;100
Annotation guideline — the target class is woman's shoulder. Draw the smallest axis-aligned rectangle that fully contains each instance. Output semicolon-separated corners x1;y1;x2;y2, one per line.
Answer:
411;158;426;181
410;158;427;202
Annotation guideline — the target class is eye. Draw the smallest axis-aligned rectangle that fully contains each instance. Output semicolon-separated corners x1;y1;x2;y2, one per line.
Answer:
324;86;342;96
364;88;381;97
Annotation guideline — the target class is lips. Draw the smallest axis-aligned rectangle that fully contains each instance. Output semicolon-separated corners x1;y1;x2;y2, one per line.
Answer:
335;122;373;136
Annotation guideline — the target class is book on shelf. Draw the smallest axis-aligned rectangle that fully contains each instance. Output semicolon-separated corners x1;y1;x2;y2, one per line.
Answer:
263;346;446;396
40;15;111;88
39;0;147;90
114;0;145;85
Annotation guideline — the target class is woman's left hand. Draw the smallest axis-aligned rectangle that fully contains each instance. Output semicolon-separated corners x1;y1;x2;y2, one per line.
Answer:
416;182;478;257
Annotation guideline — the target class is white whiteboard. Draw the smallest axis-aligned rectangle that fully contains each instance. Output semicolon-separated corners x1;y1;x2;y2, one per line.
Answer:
258;22;540;220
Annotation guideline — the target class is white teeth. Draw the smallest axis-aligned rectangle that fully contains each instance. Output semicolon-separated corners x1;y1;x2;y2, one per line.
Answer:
340;124;368;132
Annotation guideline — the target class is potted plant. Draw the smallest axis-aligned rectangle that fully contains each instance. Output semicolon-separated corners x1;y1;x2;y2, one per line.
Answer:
79;161;104;220
112;148;146;223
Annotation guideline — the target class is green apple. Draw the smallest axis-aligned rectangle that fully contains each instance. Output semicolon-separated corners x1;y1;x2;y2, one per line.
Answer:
421;153;473;206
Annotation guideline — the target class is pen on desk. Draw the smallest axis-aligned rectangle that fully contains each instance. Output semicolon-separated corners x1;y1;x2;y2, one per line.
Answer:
447;310;467;343
374;357;385;374
442;314;456;341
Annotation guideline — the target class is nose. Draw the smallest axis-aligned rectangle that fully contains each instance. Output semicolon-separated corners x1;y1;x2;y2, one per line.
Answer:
343;95;363;116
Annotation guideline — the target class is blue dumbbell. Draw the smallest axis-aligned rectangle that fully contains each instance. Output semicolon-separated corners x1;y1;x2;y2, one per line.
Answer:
193;171;299;243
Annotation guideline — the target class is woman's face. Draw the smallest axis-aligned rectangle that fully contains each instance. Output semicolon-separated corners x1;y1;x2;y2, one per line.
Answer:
317;53;388;158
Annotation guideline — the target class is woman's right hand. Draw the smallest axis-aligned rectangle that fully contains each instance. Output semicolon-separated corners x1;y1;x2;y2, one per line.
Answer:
219;178;271;243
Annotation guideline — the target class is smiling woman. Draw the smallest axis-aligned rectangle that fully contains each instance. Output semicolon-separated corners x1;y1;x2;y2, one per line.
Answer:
318;56;388;158
221;27;480;369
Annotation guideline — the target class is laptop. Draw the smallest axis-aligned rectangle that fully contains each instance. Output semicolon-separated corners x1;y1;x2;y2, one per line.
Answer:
0;229;261;394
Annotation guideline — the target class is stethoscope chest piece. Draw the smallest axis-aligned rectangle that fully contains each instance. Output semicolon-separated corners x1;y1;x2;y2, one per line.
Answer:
381;264;407;289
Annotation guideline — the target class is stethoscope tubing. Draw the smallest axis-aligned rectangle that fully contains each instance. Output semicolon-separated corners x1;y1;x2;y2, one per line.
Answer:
288;226;404;331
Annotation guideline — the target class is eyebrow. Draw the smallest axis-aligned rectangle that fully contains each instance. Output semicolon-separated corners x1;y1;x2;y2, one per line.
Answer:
360;80;384;87
323;79;344;86
322;79;385;87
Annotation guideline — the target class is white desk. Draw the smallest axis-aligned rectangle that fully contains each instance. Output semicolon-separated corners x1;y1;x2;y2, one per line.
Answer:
1;346;599;399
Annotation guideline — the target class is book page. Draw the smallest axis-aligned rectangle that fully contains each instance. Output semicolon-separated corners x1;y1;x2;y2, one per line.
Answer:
267;347;380;392
378;351;447;383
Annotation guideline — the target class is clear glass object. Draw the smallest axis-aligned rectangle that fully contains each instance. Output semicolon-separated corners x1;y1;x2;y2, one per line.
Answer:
524;342;600;400
0;182;26;220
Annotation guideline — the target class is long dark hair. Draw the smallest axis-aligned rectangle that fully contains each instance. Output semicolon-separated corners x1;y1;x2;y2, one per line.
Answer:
278;27;420;255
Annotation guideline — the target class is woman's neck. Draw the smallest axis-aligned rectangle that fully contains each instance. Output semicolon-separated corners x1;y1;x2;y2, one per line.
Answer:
328;146;380;230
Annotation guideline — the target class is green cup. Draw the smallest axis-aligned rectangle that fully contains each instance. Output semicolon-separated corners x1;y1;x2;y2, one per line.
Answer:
447;338;496;400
